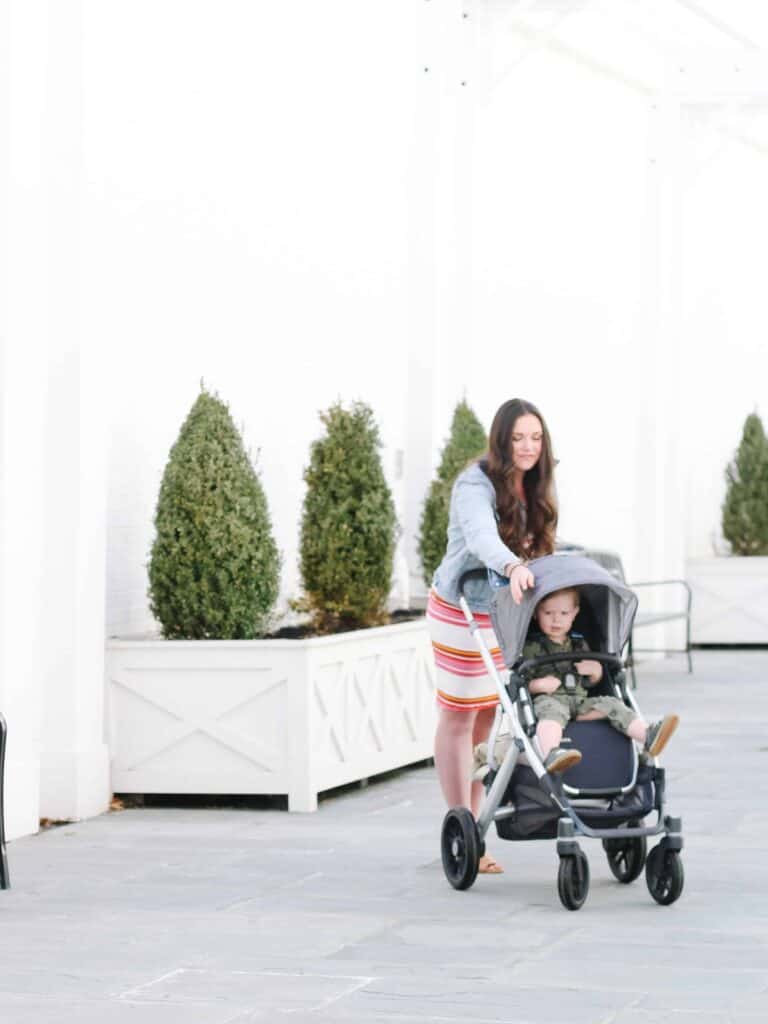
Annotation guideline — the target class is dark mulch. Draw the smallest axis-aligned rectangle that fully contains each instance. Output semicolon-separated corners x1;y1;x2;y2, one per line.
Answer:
268;608;424;640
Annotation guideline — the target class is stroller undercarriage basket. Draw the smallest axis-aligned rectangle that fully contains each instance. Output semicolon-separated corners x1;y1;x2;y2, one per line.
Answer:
495;762;657;841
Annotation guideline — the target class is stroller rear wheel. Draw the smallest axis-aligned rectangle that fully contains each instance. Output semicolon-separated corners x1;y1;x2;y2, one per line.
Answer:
441;807;480;890
557;849;590;910
603;821;646;884
645;844;684;905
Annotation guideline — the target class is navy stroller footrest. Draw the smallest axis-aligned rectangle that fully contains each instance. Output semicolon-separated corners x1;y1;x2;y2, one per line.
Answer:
560;719;635;793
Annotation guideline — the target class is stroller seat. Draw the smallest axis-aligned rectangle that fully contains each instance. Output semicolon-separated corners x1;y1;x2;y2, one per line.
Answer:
560;719;636;796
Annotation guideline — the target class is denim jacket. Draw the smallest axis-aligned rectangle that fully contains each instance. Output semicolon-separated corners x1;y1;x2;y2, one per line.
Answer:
432;463;522;611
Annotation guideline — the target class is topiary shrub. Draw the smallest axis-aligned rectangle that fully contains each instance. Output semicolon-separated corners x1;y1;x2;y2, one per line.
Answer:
722;411;768;556
418;399;487;585
299;400;396;632
148;388;280;638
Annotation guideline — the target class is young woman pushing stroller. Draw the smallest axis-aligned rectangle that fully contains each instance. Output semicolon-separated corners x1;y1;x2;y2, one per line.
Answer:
426;397;679;876
426;397;556;873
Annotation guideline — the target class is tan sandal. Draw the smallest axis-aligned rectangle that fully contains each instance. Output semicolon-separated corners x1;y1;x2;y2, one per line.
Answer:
478;854;504;874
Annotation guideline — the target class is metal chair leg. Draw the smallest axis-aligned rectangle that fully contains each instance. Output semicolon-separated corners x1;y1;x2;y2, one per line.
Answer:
0;713;9;890
627;634;637;691
685;602;693;674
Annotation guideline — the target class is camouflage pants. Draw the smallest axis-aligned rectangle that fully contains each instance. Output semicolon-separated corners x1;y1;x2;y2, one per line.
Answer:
532;693;637;733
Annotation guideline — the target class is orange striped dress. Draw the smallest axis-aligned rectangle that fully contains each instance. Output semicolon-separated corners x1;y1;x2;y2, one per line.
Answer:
426;589;506;711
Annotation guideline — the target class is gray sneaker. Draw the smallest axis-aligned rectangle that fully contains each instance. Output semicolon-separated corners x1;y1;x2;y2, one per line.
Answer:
544;747;582;774
644;714;679;758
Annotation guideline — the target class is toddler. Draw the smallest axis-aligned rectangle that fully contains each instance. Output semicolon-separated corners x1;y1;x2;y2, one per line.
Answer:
473;586;679;778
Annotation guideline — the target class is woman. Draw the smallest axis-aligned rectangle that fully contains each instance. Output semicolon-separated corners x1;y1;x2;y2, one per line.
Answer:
427;398;557;873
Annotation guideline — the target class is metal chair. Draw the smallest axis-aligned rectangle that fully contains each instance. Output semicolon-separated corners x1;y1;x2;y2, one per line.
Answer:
584;550;692;689
0;713;9;889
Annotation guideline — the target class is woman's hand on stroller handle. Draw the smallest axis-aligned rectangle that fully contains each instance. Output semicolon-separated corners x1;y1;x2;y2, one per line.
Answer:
506;562;534;604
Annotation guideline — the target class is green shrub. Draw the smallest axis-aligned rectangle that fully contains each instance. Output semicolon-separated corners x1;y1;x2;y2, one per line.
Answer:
418;399;487;585
722;412;768;556
148;389;280;638
299;401;396;632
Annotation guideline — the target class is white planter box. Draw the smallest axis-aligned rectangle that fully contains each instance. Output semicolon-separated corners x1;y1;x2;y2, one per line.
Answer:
106;619;436;811
686;556;768;645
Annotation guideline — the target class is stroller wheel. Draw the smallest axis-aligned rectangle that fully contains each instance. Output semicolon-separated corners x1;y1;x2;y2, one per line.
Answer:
645;844;684;905
557;849;590;911
603;822;647;884
441;807;480;890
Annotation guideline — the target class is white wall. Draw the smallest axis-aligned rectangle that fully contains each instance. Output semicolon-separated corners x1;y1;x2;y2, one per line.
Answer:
681;109;768;558
82;0;427;635
430;5;768;582
86;1;768;632
424;6;678;587
4;2;768;840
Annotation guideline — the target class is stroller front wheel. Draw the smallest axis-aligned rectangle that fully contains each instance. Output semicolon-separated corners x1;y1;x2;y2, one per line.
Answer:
645;845;684;905
441;807;480;890
557;849;590;910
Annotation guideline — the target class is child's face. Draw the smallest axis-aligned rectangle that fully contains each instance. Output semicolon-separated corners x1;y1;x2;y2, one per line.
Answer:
536;592;579;642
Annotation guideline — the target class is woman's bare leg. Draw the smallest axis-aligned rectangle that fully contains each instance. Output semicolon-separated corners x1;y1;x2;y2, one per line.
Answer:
434;706;478;809
434;704;503;873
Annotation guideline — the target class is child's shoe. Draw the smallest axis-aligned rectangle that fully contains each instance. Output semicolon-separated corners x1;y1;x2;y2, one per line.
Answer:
544;747;582;774
644;714;679;758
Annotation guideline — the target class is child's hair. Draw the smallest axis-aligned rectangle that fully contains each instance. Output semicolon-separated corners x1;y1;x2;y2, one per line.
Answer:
538;586;580;608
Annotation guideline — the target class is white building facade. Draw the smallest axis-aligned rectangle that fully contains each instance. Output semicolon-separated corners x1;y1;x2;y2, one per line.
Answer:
2;0;768;839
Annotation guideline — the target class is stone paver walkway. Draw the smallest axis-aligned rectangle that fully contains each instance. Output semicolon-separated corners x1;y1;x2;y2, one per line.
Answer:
2;651;767;1023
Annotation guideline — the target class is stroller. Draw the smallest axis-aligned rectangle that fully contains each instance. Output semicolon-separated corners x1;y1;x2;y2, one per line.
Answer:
440;554;684;910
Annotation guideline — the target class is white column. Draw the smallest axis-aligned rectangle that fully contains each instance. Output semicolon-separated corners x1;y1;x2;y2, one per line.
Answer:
403;0;444;603
0;0;49;839
404;0;475;603
632;91;686;651
37;0;110;822
0;1;109;834
38;341;111;822
654;97;685;585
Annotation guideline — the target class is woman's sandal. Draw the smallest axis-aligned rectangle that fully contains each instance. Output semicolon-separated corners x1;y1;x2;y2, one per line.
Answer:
478;854;504;874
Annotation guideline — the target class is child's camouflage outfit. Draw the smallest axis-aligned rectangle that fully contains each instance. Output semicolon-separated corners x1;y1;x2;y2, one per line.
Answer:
523;633;637;733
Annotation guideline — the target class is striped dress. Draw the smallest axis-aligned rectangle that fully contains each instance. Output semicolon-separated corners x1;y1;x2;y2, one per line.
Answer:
426;589;506;712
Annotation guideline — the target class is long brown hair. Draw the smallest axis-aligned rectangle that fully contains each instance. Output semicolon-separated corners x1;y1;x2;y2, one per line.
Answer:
480;398;557;559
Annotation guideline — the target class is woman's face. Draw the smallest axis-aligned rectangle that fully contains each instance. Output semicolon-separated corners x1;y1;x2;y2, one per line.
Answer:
510;414;543;473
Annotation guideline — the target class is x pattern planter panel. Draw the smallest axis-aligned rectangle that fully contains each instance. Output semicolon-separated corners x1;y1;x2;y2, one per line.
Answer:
109;662;291;794
687;558;768;644
310;642;436;791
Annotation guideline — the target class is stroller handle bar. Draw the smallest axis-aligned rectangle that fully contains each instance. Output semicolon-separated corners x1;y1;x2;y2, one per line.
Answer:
516;650;624;676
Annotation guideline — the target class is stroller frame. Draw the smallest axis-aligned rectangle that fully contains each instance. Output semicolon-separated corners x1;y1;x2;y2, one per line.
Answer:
440;557;685;909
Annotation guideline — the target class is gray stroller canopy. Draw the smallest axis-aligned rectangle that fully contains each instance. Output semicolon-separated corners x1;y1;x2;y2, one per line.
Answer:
489;554;638;667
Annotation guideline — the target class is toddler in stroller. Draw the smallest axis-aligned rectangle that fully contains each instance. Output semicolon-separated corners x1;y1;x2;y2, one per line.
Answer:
489;585;679;775
472;585;679;778
442;554;685;910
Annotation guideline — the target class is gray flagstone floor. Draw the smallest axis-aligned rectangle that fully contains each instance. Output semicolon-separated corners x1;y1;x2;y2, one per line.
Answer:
1;650;767;1023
